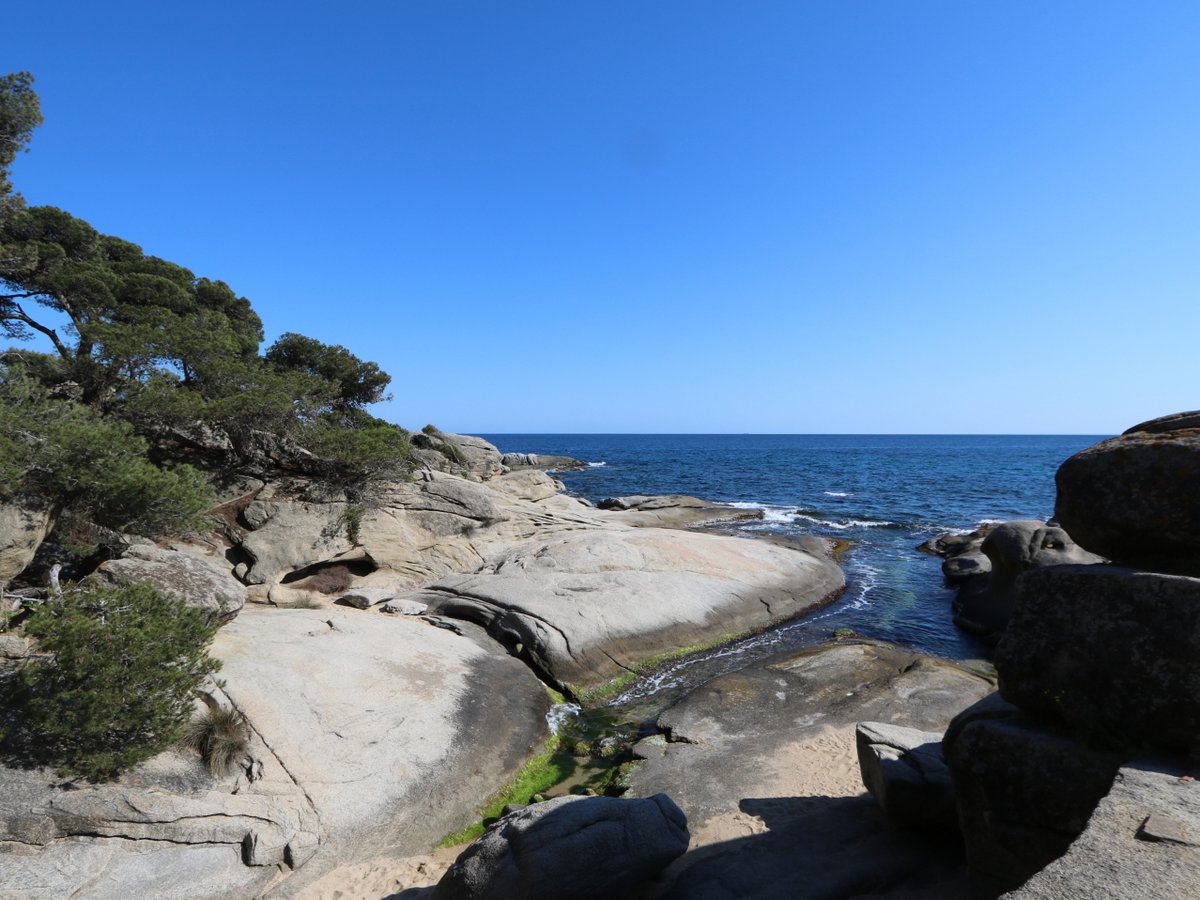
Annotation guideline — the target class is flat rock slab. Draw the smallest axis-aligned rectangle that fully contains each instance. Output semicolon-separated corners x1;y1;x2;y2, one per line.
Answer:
1005;760;1200;899
213;609;551;893
412;528;844;694
628;641;993;899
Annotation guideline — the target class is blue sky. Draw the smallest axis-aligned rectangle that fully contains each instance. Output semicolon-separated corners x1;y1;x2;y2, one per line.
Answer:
6;2;1198;433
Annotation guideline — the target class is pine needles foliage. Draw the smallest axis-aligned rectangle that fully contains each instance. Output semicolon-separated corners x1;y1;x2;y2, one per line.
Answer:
2;581;221;782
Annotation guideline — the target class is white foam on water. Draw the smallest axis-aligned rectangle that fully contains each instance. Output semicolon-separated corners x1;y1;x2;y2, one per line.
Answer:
587;461;607;467
823;491;851;497
727;501;800;525
792;513;895;531
546;702;582;734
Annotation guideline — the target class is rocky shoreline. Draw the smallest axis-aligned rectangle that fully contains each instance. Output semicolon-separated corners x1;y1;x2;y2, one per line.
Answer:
4;416;1199;899
0;433;846;898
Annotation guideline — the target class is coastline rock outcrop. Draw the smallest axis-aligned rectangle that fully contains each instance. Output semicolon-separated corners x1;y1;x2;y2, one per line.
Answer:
500;452;587;472
410;527;844;694
600;494;765;529
432;793;689;900
953;520;1102;638
929;413;1200;897
1055;412;1200;575
410;430;506;481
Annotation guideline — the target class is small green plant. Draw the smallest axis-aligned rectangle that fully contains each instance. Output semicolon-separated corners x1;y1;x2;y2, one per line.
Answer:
339;504;365;545
421;424;439;435
438;736;576;846
180;705;250;777
1;581;221;782
433;441;467;466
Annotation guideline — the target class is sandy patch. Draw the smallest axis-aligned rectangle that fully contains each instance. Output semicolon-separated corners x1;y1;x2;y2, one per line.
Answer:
292;847;459;900
690;723;864;848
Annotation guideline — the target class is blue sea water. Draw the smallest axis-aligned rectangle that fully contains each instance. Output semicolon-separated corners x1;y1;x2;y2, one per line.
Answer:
481;435;1105;689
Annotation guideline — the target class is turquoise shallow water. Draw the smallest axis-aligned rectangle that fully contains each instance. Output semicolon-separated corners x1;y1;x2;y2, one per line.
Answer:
482;434;1105;673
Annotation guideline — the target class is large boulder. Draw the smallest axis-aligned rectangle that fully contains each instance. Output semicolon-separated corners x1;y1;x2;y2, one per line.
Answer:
942;694;1124;899
234;471;592;589
94;543;247;621
0;498;54;589
432;794;689;900
411;431;505;481
996;565;1200;749
1055;420;1200;574
856;721;955;830
1004;758;1200;899
954;521;1102;637
411;527;844;694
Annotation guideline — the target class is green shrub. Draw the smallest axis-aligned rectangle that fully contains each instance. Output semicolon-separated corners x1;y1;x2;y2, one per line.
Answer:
180;705;250;777
2;581;222;782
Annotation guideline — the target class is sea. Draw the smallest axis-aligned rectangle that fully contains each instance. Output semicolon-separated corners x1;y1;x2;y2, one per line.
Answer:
482;434;1105;715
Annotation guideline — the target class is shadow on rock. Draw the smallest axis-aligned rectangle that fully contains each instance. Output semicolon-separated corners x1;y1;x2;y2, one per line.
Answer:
653;794;967;900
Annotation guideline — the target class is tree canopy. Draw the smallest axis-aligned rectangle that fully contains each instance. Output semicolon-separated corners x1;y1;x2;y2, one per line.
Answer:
0;72;42;207
0;71;412;512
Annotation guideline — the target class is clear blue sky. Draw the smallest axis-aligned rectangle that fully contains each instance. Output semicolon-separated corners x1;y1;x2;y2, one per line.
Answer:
6;2;1198;433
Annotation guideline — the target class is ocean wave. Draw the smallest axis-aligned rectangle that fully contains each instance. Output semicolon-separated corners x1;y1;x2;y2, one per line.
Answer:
823;491;852;497
793;513;897;531
726;501;801;525
587;461;606;467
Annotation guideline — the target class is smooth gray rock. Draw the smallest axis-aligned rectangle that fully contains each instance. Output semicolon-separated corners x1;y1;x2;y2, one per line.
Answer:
500;452;587;472
996;565;1200;749
943;551;991;584
432;793;689;900
1056;424;1200;574
380;597;429;615
1004;759;1200;899
213;609;551;892
856;721;956;829
94;543;247;621
414;527;844;694
942;694;1124;899
0;499;53;590
0;703;313;899
488;469;566;503
917;526;993;558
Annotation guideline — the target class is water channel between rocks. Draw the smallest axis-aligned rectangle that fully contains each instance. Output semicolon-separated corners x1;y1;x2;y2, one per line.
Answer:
479;433;1105;796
